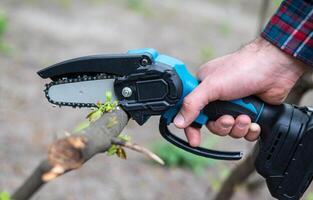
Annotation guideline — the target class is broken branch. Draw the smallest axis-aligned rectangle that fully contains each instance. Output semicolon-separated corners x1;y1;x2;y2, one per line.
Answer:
12;108;128;200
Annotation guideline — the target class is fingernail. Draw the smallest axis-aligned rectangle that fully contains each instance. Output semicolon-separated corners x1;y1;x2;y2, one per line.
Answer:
237;122;248;129
250;123;260;132
221;122;232;129
174;113;185;127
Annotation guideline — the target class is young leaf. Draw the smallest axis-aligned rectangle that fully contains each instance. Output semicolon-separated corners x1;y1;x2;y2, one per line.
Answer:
107;145;118;156
87;109;103;122
116;147;127;159
74;120;90;133
118;134;131;142
0;12;7;39
74;90;118;133
0;191;11;200
105;91;112;102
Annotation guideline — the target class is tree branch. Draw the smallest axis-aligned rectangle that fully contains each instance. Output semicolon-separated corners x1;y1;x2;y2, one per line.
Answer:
213;146;258;200
12;108;129;200
111;137;165;165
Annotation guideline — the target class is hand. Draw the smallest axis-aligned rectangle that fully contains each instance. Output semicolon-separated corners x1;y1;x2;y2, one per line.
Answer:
174;37;308;147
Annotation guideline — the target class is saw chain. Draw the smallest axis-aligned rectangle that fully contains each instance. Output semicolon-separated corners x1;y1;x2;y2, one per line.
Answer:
44;74;117;108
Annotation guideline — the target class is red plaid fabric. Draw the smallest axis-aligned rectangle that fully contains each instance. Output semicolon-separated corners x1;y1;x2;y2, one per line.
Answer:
262;0;313;66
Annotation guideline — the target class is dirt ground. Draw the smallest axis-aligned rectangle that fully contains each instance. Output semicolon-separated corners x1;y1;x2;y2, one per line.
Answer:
0;0;311;199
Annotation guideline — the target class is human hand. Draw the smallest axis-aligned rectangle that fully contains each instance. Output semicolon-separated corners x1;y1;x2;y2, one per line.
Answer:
174;37;308;147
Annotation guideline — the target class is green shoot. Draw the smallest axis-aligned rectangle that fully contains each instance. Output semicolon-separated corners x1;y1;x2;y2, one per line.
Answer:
0;191;11;200
107;134;131;159
74;91;118;133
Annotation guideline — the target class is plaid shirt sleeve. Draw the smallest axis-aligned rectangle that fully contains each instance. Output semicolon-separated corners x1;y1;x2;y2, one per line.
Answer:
261;0;313;66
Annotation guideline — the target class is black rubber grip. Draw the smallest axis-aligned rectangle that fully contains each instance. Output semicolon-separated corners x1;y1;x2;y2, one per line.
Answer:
202;96;265;123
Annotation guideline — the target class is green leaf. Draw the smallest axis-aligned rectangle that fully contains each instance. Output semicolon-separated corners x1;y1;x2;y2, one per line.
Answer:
74;120;90;133
75;90;118;133
105;91;112;102
0;191;11;200
107;145;118;156
126;0;152;16
116;147;127;159
87;109;103;122
0;12;7;39
118;134;131;142
106;134;130;159
152;137;219;174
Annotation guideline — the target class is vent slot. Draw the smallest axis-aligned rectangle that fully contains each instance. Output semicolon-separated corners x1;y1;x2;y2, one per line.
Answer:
266;132;283;161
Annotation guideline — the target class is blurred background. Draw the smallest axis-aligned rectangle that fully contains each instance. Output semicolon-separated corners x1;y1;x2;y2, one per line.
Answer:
0;0;312;199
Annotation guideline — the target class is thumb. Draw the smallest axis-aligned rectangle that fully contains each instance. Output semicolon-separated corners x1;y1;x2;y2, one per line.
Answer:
173;79;220;128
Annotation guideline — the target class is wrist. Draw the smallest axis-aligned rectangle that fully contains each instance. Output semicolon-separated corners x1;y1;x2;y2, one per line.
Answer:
248;37;308;77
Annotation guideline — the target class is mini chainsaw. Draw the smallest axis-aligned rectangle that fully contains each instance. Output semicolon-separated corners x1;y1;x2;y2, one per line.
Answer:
38;48;313;200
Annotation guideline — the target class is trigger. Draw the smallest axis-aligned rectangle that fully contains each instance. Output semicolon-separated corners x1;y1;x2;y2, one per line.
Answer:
159;117;243;160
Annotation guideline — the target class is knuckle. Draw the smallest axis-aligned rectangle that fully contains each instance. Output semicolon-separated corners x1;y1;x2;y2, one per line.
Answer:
260;88;288;104
182;97;199;112
245;134;259;142
230;130;246;138
207;123;220;135
216;123;231;136
181;98;200;123
197;66;209;78
272;88;288;103
230;133;243;139
244;135;255;142
219;129;231;136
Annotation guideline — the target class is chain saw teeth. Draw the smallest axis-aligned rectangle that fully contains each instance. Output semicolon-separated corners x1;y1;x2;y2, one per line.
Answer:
44;74;117;108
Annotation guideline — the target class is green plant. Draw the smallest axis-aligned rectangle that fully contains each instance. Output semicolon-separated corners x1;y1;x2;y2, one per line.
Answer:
152;136;219;175
306;192;313;200
0;13;7;38
74;91;118;132
125;0;152;16
74;91;131;159
0;11;10;54
0;191;11;200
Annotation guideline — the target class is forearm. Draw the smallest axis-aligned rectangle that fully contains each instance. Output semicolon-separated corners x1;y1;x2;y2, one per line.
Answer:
262;0;313;66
